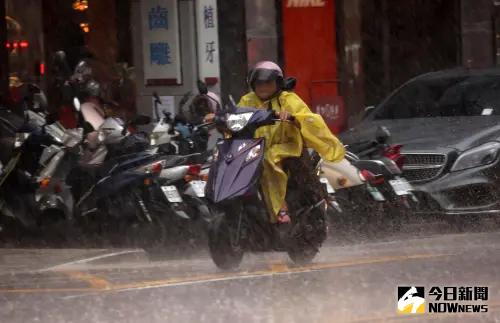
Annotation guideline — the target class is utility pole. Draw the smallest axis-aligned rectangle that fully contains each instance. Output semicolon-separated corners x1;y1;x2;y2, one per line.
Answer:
217;0;248;104
381;0;390;93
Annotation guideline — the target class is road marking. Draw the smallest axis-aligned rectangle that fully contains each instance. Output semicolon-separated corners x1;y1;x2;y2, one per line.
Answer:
0;253;451;295
108;253;452;293
62;271;112;290
39;249;144;272
269;262;289;272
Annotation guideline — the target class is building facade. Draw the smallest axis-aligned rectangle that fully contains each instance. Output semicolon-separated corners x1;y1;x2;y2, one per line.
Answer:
1;0;500;129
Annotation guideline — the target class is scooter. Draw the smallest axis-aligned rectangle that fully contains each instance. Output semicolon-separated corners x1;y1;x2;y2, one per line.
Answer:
205;105;330;269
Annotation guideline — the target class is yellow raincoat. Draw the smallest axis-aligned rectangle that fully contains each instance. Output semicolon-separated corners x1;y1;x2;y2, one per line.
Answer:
238;91;345;222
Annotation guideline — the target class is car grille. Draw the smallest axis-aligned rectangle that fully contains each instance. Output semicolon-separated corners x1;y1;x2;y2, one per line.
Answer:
402;153;447;183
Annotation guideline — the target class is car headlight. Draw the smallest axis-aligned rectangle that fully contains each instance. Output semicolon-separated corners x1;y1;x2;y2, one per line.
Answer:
451;142;500;172
226;112;254;132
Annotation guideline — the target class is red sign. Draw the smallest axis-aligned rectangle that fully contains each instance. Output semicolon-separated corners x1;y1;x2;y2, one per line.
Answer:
282;0;338;104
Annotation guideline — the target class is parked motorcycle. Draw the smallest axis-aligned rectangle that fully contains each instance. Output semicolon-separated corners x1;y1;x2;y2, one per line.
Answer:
0;107;80;243
340;127;417;232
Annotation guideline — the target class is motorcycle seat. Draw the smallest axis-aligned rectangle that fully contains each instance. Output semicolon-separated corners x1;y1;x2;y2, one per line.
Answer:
163;155;191;168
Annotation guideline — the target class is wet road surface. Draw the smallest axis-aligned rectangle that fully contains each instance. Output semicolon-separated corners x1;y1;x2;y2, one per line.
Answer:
1;229;499;323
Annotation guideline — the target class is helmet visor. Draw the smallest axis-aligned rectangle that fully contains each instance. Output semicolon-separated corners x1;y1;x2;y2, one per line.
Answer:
251;69;280;84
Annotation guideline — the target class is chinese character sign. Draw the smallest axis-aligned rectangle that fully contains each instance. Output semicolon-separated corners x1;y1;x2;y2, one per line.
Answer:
150;43;172;65
204;5;215;29
141;0;182;85
196;0;220;84
149;5;168;30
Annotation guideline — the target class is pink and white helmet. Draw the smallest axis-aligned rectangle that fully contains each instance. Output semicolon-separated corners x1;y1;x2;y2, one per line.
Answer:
247;61;284;90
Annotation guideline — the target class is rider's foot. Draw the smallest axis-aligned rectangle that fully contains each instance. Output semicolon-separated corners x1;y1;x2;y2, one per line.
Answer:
277;209;291;224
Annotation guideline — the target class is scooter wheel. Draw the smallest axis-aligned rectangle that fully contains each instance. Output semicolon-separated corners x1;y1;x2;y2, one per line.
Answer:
286;209;326;265
208;212;243;270
287;245;319;265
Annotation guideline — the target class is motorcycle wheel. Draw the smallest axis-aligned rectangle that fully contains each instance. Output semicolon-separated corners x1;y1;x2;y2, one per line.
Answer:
287;208;327;265
287;244;319;265
208;210;243;270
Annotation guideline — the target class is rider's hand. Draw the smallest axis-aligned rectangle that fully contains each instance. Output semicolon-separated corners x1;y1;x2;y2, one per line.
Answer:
278;110;291;121
203;113;215;123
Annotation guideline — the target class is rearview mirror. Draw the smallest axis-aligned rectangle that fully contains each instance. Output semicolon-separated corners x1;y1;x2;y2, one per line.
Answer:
375;126;391;144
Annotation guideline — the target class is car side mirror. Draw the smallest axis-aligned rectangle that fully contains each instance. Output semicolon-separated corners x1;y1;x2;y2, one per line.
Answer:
375;126;391;144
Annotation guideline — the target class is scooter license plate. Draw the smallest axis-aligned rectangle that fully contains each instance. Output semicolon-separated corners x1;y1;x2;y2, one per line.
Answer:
189;180;206;197
161;186;183;203
319;177;335;194
389;178;413;196
366;184;386;202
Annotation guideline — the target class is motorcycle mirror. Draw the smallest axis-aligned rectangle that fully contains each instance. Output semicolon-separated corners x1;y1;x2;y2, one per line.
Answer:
375;126;391;144
153;92;162;121
73;97;81;111
34;92;48;111
152;92;162;104
197;80;208;95
179;91;192;107
226;95;238;113
131;115;151;126
52;51;72;78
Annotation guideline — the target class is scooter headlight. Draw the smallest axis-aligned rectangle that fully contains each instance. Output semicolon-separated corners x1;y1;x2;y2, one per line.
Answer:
226;112;254;132
245;145;262;162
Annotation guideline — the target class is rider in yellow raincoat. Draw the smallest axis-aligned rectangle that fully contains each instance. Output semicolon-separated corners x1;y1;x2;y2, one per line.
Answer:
238;61;345;223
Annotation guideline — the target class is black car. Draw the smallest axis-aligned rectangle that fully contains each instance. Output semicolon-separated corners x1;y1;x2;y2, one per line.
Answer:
341;68;500;219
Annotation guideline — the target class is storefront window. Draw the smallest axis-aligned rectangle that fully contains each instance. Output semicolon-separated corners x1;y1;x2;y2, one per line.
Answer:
6;0;44;88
